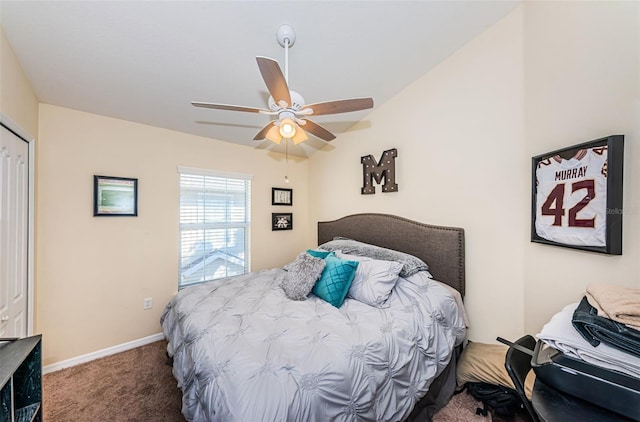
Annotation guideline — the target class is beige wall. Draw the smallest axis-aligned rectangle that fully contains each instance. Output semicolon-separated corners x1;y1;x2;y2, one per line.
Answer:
37;104;311;364
310;2;640;343
0;27;39;136
523;1;640;333
310;8;526;342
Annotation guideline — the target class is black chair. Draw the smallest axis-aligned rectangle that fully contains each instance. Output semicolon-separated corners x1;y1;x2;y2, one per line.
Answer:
504;335;539;422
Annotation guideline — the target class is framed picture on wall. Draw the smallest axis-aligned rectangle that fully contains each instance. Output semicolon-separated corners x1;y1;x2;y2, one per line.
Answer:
531;134;624;255
94;175;138;216
272;188;293;206
272;213;293;231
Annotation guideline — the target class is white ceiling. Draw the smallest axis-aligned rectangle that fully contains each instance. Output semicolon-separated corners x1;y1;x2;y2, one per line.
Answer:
1;1;519;157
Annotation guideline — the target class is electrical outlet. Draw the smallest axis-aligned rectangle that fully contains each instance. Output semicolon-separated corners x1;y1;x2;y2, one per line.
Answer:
144;297;153;310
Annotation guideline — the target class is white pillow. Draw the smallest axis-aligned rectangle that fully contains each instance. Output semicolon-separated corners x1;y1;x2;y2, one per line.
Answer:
335;251;403;308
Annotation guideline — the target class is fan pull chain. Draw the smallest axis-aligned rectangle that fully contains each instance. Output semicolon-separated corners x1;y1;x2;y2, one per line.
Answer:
284;139;290;183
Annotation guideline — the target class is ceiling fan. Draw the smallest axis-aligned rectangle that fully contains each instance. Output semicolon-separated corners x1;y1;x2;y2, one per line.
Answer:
192;24;374;145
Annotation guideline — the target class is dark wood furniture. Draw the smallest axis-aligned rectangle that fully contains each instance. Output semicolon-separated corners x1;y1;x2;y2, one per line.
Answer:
0;335;42;422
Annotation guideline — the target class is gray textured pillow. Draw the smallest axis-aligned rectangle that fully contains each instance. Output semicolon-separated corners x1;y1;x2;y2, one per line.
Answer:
281;252;326;300
318;237;429;277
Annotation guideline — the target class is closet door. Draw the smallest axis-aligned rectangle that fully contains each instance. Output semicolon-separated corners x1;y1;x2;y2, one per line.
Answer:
0;124;29;338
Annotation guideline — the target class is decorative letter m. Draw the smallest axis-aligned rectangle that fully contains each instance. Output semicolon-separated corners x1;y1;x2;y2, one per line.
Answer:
361;148;398;195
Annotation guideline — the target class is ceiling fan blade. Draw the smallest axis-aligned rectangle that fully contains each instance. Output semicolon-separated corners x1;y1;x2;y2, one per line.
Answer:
300;119;336;141
192;102;270;114
253;120;277;140
303;97;374;116
256;56;291;107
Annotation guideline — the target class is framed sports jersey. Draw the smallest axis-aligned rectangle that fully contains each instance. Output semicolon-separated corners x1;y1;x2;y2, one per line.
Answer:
531;135;624;255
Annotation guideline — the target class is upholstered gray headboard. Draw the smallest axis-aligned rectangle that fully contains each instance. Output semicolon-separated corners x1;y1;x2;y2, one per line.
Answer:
317;213;465;297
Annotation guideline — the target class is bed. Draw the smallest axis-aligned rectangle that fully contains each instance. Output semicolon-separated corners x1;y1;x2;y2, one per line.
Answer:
162;213;466;422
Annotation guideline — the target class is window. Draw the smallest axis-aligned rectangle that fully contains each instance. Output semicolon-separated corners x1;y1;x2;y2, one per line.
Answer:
178;166;251;288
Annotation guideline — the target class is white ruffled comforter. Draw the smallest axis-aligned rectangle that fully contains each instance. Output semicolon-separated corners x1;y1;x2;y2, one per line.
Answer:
161;269;466;422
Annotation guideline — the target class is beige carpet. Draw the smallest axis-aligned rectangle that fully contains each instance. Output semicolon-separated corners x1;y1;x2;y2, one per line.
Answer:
43;340;518;421
43;340;184;422
432;393;485;422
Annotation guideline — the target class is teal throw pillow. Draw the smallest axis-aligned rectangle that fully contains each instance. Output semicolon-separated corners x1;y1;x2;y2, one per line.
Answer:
306;249;332;259
312;255;358;308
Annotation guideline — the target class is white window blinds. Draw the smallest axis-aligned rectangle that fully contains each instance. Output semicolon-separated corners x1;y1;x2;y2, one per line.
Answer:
178;167;251;288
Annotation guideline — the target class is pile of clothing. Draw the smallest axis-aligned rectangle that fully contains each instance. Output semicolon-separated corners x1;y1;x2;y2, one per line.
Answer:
537;283;640;379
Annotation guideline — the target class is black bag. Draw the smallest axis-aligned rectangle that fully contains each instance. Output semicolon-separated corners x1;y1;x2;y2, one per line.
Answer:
466;382;524;420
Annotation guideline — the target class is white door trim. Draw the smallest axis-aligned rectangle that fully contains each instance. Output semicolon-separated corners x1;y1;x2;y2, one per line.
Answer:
0;113;35;336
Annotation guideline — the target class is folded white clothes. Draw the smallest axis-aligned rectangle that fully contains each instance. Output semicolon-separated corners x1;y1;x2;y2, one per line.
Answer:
537;302;640;379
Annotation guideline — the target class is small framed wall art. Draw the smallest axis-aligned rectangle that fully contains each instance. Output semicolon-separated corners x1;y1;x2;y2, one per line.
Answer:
531;134;624;255
94;175;138;216
272;187;293;206
272;213;293;231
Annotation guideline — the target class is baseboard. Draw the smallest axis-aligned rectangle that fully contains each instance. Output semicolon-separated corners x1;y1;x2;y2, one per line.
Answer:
43;332;165;374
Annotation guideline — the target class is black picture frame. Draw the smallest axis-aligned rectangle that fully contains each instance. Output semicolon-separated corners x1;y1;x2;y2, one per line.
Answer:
531;135;623;255
272;187;293;206
94;175;138;216
272;213;293;231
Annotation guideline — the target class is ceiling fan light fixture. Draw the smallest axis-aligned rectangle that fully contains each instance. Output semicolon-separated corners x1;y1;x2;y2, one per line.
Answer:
279;118;297;138
191;24;374;147
292;127;308;144
265;125;282;144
